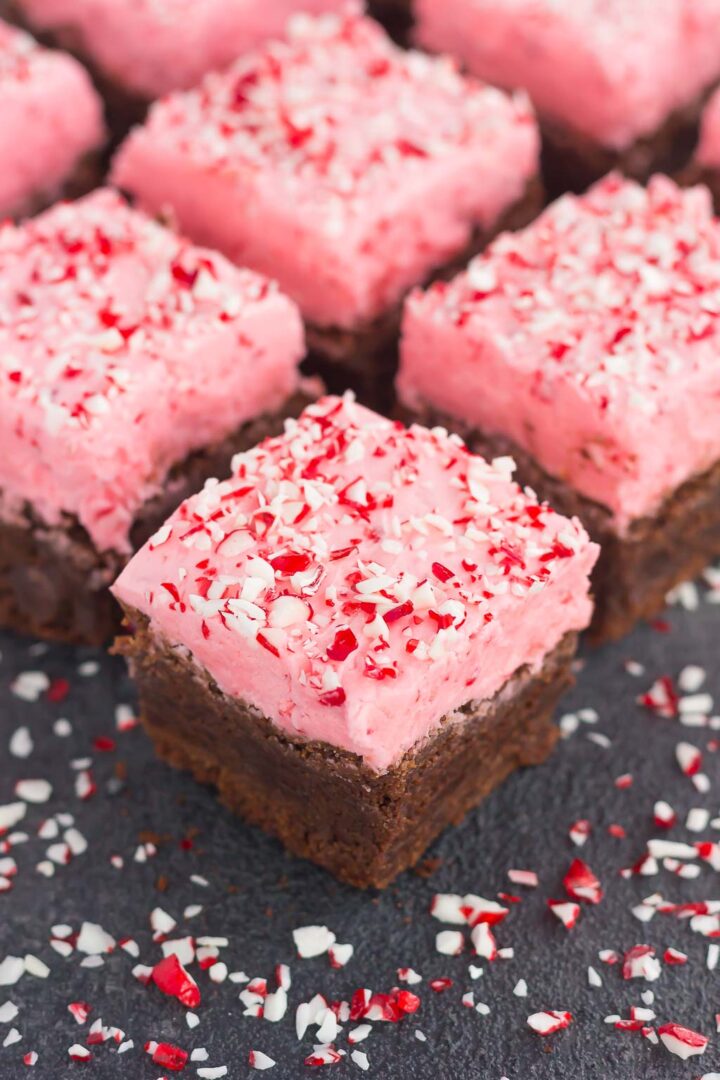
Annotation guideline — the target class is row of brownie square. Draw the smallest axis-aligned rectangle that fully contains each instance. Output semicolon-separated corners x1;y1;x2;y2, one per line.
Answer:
7;0;720;190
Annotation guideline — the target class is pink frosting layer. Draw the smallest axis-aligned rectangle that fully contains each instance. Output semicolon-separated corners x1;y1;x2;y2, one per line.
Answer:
697;87;720;170
112;12;539;330
0;19;104;217
113;395;598;772
415;0;720;151
398;174;720;534
0;189;303;554
16;0;346;98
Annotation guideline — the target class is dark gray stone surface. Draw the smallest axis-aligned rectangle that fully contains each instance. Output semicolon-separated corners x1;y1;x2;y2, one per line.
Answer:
0;591;718;1079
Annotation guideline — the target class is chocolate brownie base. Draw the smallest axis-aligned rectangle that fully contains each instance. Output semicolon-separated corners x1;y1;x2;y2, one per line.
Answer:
366;0;413;44
0;394;308;646
115;614;575;888
402;405;720;642
541;86;716;199
303;176;544;415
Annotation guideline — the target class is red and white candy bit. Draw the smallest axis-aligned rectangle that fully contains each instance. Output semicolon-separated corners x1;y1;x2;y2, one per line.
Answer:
68;1045;91;1062
431;893;509;927
146;1040;189;1071
676;742;703;777
328;944;353;969
548;901;580;930
248;1050;276;1070
151;954;201;1008
638;676;678;718
68;1002;92;1025
663;948;687;965
622;946;661;983
527;1011;573;1036
304;1046;343;1066
568;819;591;847
657;1024;708;1060
470;922;497;961
653;800;676;829
563;859;603;904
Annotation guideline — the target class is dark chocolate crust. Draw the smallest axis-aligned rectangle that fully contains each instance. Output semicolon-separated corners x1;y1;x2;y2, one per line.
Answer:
540;86;717;199
115;613;576;889
303;176;544;414
0;395;308;646
401;404;720;642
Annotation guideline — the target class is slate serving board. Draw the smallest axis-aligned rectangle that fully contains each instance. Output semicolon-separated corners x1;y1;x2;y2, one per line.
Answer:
0;585;718;1079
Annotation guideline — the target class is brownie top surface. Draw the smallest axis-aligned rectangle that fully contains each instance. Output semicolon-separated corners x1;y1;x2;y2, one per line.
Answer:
14;0;348;98
0;189;303;553
400;173;720;529
113;395;597;770
408;174;720;410
113;11;535;212
415;0;720;150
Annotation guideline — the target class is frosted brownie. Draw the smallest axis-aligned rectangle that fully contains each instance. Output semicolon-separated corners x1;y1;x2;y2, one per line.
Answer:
112;11;541;412
414;0;720;196
6;0;347;136
398;174;720;641
0;18;104;218
0;189;305;645
112;394;597;888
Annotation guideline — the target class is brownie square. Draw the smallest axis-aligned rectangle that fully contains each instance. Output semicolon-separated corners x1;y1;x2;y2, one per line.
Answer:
0;189;306;644
112;395;597;887
5;0;349;140
0;18;104;218
112;11;541;412
414;0;720;197
398;174;720;641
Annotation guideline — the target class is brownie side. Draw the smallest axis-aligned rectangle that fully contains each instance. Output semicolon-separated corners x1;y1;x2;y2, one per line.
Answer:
0;394;309;645
540;85;717;199
303;175;544;415
401;404;720;642
115;612;575;889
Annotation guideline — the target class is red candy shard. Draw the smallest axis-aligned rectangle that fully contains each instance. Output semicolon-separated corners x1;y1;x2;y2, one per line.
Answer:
151;954;201;1008
562;858;603;904
318;687;346;707
147;1041;189;1071
327;628;359;661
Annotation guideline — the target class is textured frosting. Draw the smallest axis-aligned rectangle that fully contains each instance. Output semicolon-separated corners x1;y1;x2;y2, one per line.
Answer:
113;395;598;772
0;189;303;554
697;87;720;170
0;19;104;217
398;174;720;534
415;0;720;151
15;0;347;98
112;11;539;330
